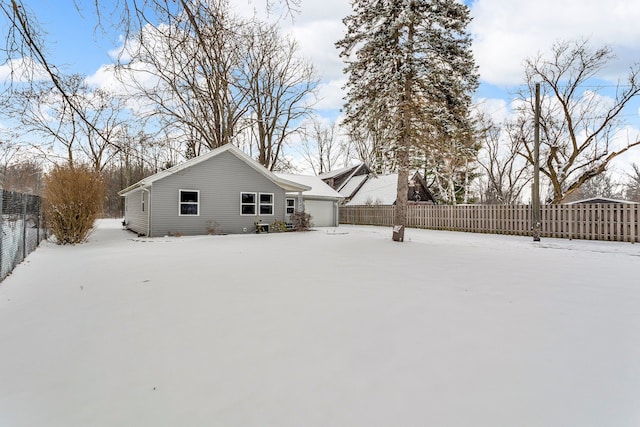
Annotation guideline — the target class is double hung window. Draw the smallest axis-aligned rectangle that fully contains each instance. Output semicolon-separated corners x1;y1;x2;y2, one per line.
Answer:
241;192;257;215
241;192;274;216
179;190;199;216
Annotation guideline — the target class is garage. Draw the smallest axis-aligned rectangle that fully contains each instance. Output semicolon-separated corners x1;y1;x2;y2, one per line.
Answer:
275;173;343;228
305;198;338;227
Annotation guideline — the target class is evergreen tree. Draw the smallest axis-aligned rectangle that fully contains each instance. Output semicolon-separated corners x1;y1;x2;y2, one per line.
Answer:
337;0;478;240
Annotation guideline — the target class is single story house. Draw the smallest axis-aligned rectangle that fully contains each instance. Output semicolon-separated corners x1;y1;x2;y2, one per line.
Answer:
118;144;311;236
275;173;343;227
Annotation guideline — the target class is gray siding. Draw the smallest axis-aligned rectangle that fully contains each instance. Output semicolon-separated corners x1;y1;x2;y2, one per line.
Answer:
149;151;287;236
124;188;149;235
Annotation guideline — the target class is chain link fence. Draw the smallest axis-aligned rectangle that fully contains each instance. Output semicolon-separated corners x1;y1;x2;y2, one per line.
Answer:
1;190;46;282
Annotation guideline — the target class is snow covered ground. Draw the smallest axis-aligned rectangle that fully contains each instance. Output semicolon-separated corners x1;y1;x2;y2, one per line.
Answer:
1;219;639;427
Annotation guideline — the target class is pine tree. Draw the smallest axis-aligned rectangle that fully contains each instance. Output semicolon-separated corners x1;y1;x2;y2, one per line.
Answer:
337;0;478;240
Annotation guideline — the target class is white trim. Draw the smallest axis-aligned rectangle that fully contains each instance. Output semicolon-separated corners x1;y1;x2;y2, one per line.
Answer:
178;189;200;216
118;144;310;196
285;197;295;215
259;192;274;216
240;192;257;216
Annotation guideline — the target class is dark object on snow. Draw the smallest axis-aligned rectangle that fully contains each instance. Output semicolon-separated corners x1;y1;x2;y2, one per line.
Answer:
393;225;405;242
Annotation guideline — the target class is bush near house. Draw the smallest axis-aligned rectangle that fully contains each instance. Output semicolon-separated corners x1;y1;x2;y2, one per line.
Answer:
43;164;105;244
290;211;312;231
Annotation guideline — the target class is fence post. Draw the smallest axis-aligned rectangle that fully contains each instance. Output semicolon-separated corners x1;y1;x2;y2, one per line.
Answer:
22;193;27;260
36;196;41;244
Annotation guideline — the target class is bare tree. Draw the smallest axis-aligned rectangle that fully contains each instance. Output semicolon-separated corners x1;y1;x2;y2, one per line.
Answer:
623;164;640;202
298;115;346;174
1;1;118;151
420;128;479;205
114;0;251;155
515;39;640;204
563;170;621;202
241;22;317;171
1;0;299;157
2;74;127;170
476;115;531;204
0;134;43;193
3;75;83;165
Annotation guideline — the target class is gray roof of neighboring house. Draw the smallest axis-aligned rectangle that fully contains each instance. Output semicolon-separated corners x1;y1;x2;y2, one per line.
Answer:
118;144;310;196
338;174;368;198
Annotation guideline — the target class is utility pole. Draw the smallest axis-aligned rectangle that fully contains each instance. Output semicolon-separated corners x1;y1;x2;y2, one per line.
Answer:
532;82;541;242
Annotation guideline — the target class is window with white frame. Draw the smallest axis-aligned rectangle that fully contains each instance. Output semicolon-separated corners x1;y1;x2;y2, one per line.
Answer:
259;193;274;215
285;198;295;215
179;190;199;216
240;192;257;215
141;192;145;212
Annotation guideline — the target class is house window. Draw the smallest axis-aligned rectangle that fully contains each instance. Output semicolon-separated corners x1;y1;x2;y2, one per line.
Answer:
260;193;274;215
241;192;257;215
286;198;295;215
179;190;199;216
141;192;145;212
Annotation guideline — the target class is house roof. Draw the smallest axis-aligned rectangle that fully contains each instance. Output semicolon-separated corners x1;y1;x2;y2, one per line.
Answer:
118;144;311;196
318;165;359;180
346;174;399;206
275;173;343;201
338;174;368;198
565;197;638;205
344;171;435;206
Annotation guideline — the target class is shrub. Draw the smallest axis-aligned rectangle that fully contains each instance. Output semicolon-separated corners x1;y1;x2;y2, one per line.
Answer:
290;211;312;231
270;220;288;232
43;164;105;244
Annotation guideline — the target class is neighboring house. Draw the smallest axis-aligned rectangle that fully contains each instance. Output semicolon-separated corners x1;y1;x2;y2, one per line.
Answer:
118;144;310;236
345;171;436;206
321;163;436;206
275;174;343;227
319;164;371;200
565;197;638;205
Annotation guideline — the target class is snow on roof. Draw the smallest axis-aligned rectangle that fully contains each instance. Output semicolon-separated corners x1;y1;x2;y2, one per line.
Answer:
118;144;310;196
275;173;343;200
338;174;367;198
346;174;399;206
317;164;359;180
565;197;638;205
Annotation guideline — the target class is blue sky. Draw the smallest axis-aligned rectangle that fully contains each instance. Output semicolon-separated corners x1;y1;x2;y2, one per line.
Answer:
9;0;640;171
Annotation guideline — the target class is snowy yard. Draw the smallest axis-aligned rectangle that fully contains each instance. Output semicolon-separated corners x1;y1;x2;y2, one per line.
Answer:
1;219;639;427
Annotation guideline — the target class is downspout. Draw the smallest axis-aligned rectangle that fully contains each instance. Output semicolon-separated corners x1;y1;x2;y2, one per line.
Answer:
142;187;151;237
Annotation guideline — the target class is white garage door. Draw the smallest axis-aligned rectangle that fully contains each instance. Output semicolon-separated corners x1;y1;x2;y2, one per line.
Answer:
305;199;336;227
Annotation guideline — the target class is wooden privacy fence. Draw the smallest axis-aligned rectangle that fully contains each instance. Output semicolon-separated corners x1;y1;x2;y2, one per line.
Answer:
340;203;640;243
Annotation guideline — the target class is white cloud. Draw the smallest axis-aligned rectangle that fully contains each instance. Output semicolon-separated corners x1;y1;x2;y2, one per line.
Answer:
0;57;49;83
314;78;346;111
470;0;640;85
286;19;346;82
